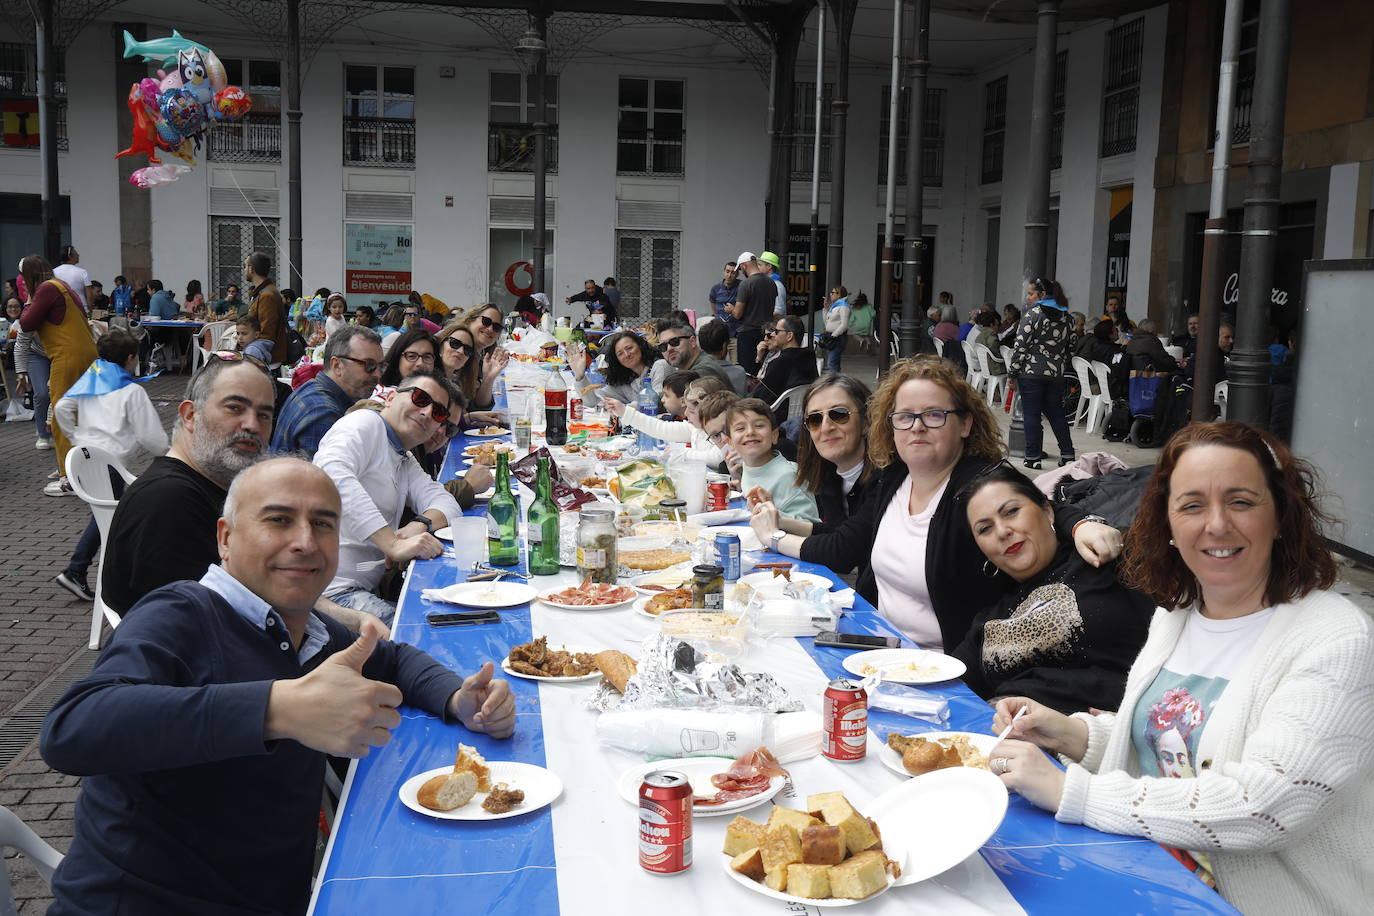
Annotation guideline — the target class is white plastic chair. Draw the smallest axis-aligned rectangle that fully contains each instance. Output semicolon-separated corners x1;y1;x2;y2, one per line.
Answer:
770;384;809;423
66;445;138;649
977;344;1007;406
932;337;944;358
960;339;976;381
1;806;63;916
1164;344;1184;361
1214;380;1228;420
191;320;235;374
1087;360;1115;436
1070;356;1100;427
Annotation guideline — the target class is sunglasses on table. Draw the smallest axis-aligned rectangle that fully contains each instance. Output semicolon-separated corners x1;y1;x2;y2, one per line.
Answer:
803;406;854;430
886;408;965;430
335;355;383;374
444;337;475;356
659;335;692;350
395;385;451;423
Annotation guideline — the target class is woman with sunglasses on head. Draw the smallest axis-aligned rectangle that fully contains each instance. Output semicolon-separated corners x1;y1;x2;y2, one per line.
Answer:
952;462;1151;714
989;423;1373;916
459;303;511;411
379;328;438;388
753;315;818;404
750;357;1120;652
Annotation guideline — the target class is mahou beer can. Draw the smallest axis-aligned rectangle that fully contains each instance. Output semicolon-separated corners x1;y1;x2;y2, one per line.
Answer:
570;392;583;421
639;771;693;874
822;678;868;761
706;473;731;512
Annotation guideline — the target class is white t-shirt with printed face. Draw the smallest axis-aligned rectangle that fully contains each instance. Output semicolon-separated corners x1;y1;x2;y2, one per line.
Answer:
869;474;948;651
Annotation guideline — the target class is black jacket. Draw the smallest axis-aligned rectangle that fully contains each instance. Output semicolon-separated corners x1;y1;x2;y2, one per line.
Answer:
799;455;1089;651
755;346;819;404
951;539;1153;714
811;460;878;537
1125;335;1178;374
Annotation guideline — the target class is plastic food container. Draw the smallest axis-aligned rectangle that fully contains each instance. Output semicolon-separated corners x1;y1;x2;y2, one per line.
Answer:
658;607;750;660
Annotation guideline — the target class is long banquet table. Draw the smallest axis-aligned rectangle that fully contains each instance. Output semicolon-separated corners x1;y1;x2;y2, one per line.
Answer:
308;421;1240;916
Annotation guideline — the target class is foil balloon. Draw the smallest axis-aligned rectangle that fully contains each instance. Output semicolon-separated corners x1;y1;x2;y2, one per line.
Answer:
116;85;163;162
212;86;251;121
159;88;206;139
130;163;192;188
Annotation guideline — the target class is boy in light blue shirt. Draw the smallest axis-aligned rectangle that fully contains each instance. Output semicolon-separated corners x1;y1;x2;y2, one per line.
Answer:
726;398;819;524
236;315;275;363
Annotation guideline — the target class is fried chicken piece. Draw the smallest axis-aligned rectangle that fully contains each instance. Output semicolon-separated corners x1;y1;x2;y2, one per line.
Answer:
509;636;548;667
481;782;525;814
770;567;793;582
509;660;545;677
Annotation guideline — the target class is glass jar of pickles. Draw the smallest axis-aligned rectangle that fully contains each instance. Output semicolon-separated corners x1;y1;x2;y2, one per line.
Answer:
576;507;618;583
690;563;725;610
659;498;687;524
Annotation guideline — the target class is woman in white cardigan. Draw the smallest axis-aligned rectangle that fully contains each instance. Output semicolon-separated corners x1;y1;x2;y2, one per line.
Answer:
987;421;1374;916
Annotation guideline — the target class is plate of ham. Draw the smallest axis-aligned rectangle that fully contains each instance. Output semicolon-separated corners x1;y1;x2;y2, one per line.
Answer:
615;747;788;817
538;580;638;610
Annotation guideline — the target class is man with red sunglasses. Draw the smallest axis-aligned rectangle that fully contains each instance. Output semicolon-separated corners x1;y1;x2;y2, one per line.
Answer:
312;371;462;623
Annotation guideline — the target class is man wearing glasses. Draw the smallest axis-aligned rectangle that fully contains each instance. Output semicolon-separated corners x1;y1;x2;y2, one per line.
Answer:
658;322;732;390
402;302;441;335
313;371;462;623
272;326;384;457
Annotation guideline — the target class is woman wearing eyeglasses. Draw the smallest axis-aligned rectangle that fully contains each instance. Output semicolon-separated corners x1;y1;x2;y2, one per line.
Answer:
459;303;512;411
953;462;1151;713
379;328;439;388
750;357;1120;652
753;315;818;404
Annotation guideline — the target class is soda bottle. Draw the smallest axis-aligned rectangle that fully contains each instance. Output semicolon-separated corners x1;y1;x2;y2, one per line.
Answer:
635;377;660;453
527;455;561;575
544;367;568;446
487;452;520;567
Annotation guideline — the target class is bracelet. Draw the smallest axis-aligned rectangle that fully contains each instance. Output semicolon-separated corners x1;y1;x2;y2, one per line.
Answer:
1071;514;1108;538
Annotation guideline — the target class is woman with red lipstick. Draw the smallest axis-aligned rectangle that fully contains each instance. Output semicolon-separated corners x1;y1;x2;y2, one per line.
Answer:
952;462;1151;713
987;423;1372;915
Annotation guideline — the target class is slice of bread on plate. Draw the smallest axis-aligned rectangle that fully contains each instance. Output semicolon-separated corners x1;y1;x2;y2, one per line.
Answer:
454;743;491;792
417;770;478;811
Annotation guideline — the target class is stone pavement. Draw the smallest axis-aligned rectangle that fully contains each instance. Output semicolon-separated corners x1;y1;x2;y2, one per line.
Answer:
0;372;185;914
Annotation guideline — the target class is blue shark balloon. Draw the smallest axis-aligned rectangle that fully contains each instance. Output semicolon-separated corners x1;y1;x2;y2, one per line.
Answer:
121;29;211;67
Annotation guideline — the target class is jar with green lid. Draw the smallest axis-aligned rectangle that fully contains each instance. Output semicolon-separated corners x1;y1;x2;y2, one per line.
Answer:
691;563;725;609
576;507;618;583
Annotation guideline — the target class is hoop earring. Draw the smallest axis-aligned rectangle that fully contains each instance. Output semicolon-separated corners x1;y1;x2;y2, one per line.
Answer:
982;560;999;578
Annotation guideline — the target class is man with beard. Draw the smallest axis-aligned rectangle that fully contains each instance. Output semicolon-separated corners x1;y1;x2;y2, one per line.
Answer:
244;250;287;365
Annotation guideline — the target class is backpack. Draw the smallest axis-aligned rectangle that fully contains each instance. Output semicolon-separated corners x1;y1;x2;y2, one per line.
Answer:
284;325;307;366
1102;398;1132;441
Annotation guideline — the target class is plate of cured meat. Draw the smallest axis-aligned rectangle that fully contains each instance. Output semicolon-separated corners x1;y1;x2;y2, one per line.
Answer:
615;747;788;817
538;580;637;610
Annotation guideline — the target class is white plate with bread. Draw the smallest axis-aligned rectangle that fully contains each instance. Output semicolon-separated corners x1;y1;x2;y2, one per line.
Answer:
400;745;562;821
614;757;785;816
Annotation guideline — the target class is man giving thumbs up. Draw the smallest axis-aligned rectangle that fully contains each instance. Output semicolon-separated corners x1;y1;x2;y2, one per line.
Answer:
40;457;515;916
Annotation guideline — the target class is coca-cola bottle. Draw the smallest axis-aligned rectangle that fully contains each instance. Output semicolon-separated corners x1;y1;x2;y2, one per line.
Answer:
544;366;568;446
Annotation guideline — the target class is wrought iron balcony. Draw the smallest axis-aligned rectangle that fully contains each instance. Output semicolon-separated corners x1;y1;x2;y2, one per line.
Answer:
616;129;683;177
488;122;559;173
208;112;281;162
343;116;415;168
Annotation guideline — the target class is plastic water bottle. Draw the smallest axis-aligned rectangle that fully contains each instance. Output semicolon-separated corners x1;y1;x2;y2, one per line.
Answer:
635;377;659;453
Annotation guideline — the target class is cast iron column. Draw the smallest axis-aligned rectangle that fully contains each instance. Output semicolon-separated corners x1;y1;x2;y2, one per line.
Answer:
1022;0;1058;281
35;0;61;262
1230;0;1292;427
285;0;303;292
807;4;825;349
899;0;930;358
823;0;855;288
876;0;903;372
1193;0;1244;422
532;8;549;299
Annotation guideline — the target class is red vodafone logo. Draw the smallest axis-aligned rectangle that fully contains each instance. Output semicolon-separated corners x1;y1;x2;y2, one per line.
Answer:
504;260;534;296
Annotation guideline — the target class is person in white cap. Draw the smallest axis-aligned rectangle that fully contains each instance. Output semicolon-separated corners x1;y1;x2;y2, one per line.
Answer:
731;251;774;376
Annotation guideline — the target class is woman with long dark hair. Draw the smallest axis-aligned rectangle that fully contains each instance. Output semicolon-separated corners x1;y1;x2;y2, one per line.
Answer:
569;329;657;406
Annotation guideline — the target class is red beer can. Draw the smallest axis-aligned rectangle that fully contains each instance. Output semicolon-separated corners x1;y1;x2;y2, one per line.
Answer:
639;770;693;874
570;392;583;421
706;474;731;512
822;677;868;761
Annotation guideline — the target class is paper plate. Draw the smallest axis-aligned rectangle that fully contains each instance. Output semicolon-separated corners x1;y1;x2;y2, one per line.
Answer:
738;569;833;598
630;593;697;619
876;731;999;780
463;442;516;455
464;428;508;438
721;850;896;908
538;585;637;611
615;757;785;816
842;648;966;685
862;766;1007;887
399;762;562;821
424;581;537;609
628;567;696;594
501;646;605;682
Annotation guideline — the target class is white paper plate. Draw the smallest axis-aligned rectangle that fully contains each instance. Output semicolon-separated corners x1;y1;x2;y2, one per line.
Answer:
721;849;896;908
464;428;509;438
738;570;833;597
876;731;999;780
464;442;516;455
862;766;1007;886
631;593;700;619
424;581;537;609
399;762;562;821
615;757;785;816
842;648;966;685
628;567;696;594
699;525;762;552
537;586;637;611
501;646;605;682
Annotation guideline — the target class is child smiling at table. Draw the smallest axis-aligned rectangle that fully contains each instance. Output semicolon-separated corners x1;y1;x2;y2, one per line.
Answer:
726;398;819;524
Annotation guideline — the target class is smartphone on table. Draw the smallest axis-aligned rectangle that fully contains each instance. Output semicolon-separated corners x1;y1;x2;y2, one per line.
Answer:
425;609;501;628
813;632;903;650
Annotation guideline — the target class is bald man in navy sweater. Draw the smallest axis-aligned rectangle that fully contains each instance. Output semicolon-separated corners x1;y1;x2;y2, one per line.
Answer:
41;457;514;915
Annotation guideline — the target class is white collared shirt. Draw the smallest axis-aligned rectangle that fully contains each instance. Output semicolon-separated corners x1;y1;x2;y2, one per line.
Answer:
199;564;330;664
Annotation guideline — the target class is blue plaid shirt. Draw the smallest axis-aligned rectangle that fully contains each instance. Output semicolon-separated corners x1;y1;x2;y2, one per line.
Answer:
270;372;355;457
709;280;740;333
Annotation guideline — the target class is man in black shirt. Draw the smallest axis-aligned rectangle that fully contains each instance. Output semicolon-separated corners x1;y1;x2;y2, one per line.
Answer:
731;252;776;376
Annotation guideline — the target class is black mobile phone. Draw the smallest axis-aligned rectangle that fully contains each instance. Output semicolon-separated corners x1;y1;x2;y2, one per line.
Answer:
814;632;903;650
426;610;501;627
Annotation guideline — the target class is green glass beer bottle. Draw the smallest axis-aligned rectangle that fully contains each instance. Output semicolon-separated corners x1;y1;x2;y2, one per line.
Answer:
527;455;560;576
487;451;519;567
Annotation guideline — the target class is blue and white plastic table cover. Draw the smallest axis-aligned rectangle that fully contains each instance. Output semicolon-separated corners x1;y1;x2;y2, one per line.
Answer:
308;428;1239;916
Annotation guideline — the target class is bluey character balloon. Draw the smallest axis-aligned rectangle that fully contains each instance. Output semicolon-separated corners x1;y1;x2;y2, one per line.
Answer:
177;48;213;105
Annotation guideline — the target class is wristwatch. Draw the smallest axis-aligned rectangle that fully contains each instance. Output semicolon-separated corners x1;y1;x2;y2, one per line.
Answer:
416;515;435;534
768;529;786;552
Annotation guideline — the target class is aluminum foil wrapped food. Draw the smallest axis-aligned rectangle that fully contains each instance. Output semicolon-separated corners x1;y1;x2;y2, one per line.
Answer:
586;634;802;714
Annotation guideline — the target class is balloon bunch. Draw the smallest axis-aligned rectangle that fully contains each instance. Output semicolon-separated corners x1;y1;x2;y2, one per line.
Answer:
117;30;253;189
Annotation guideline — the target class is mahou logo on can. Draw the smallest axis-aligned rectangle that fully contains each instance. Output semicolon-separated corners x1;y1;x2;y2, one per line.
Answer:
822;677;868;761
639;770;693;873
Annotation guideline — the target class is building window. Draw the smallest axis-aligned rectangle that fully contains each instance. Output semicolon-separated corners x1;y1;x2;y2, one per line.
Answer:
790;81;833;181
983;211;1001;304
0;42;66;151
1050;51;1067;170
488;71;558;173
209;59;281;163
343;65;415;168
1101;18;1144;157
617;78;683;177
981;77;1007;184
1209;0;1260;147
877;85;946;187
615;230;679;319
210;216;277;300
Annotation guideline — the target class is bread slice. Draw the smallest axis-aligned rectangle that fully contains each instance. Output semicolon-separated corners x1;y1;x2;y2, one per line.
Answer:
416;770;478;811
722;816;767;857
828;849;889;900
594;650;637;692
454;743;491;792
800;823;846;865
785;863;832;899
729;847;766;881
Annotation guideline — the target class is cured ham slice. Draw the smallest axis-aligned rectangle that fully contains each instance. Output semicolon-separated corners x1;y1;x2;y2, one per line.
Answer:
696;747;788;807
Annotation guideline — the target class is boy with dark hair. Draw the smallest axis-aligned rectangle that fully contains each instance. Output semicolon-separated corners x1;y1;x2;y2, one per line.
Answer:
236;315;274;363
725;398;818;524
